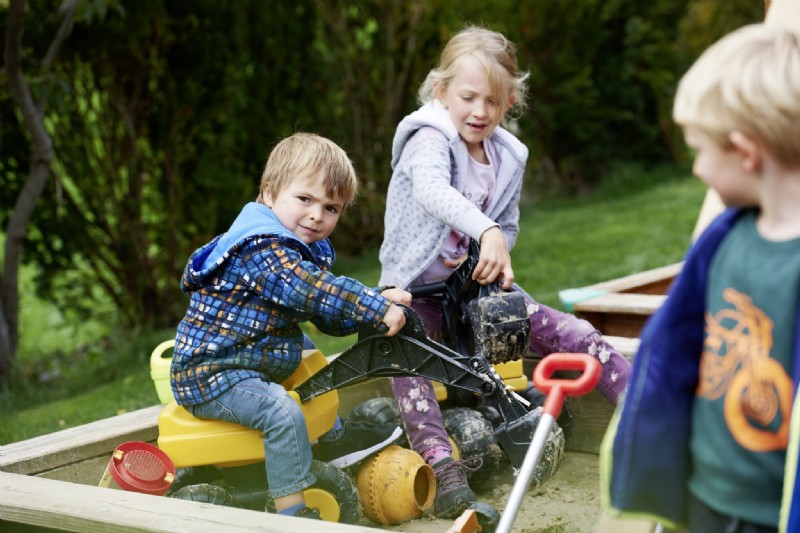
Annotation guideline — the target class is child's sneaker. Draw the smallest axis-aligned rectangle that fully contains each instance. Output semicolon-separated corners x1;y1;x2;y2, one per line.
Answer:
314;419;403;468
432;457;479;518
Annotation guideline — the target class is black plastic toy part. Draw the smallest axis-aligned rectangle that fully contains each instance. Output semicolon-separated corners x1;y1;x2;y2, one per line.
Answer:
294;307;539;470
408;240;531;365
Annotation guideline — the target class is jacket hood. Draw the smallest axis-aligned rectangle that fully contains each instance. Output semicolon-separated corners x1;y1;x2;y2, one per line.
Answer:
391;99;528;169
181;202;334;291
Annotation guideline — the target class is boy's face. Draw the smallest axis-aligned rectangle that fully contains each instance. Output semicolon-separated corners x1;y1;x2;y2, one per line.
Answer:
263;172;345;244
683;125;758;207
437;57;511;158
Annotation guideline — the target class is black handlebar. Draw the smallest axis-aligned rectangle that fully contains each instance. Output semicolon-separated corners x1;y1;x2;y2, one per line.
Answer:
407;282;446;298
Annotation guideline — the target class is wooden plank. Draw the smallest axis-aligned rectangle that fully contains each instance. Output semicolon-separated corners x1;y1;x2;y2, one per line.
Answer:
584;262;681;295
0;471;380;533
562;389;614;454
566;264;677;338
574;293;666;338
35;455;113;485
559;336;637;454
574;293;666;315
1;405;162;476
603;335;640;358
577;312;646;338
595;510;658;533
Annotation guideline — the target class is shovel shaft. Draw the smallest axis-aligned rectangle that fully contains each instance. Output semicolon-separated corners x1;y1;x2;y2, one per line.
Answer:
496;353;602;533
496;414;556;533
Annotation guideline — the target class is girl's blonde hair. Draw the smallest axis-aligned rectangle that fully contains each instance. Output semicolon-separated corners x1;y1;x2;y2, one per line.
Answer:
257;132;358;207
674;24;800;167
418;26;529;120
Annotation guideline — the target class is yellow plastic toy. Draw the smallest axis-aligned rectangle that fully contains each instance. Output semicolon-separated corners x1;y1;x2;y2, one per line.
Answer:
156;348;354;523
356;444;435;525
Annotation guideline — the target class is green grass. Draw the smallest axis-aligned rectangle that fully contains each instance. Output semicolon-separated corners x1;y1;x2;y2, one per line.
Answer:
0;167;708;445
512;170;706;307
1;329;174;444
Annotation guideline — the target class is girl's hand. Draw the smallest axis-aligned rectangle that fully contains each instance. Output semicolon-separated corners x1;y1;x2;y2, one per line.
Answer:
382;304;407;336
474;227;515;289
381;287;412;306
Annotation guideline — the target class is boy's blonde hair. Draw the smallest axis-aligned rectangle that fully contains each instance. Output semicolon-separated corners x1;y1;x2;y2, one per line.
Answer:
419;26;529;120
674;24;800;167
257;132;358;207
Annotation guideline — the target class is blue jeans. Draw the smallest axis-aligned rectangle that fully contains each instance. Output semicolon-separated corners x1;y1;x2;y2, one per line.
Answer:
188;377;317;498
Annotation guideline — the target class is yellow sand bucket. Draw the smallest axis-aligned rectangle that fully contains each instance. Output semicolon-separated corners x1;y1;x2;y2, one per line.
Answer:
356;445;435;525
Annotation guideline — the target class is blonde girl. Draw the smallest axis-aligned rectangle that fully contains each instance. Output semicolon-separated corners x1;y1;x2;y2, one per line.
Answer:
379;26;632;519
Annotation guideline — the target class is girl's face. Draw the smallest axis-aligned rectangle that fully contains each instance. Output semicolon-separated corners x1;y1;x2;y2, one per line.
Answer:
437;57;512;160
264;172;345;244
683;125;758;207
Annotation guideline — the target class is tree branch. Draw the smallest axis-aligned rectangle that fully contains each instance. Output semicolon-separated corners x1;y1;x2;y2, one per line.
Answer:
42;0;78;70
1;0;78;374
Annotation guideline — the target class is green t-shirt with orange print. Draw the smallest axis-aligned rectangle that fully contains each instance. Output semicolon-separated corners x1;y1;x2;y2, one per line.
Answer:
689;210;800;527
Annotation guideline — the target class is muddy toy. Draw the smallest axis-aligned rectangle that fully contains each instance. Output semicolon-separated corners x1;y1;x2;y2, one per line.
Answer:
297;241;549;473
296;305;545;474
407;240;531;369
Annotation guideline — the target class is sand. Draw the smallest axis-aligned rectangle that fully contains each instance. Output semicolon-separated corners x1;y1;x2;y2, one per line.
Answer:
380;451;603;533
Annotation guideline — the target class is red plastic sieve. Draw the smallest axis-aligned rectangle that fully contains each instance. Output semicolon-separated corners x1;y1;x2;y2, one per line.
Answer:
98;441;176;496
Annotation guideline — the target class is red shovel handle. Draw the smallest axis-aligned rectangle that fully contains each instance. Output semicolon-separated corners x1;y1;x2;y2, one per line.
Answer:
533;353;602;418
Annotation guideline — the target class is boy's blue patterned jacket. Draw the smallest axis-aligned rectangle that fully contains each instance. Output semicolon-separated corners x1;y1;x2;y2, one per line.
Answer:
601;208;800;533
171;202;391;406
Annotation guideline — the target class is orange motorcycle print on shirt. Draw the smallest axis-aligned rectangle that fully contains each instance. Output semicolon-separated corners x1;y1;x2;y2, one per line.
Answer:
698;288;792;452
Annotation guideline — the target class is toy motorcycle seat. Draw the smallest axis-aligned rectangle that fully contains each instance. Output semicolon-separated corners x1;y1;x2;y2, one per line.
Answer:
158;349;339;469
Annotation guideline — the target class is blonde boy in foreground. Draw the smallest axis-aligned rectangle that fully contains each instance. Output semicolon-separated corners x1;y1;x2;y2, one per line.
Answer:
602;24;800;533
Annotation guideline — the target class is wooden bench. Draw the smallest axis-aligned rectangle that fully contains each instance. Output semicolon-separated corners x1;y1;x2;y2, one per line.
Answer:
571;263;681;338
573;292;666;338
551;264;682;452
0;396;390;533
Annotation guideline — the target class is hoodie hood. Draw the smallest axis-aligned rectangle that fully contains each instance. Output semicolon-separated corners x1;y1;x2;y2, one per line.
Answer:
391;99;527;170
181;202;334;291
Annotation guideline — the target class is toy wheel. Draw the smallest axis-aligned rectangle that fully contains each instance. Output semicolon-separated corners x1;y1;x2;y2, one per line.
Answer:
442;407;504;487
520;384;575;440
467;501;501;531
346;397;409;448
168;465;224;495
307;460;362;523
169;483;238;506
524;407;566;490
347;396;400;426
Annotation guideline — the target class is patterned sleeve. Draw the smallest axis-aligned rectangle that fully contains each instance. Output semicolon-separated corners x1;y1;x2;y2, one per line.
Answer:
242;238;390;336
403;128;498;240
